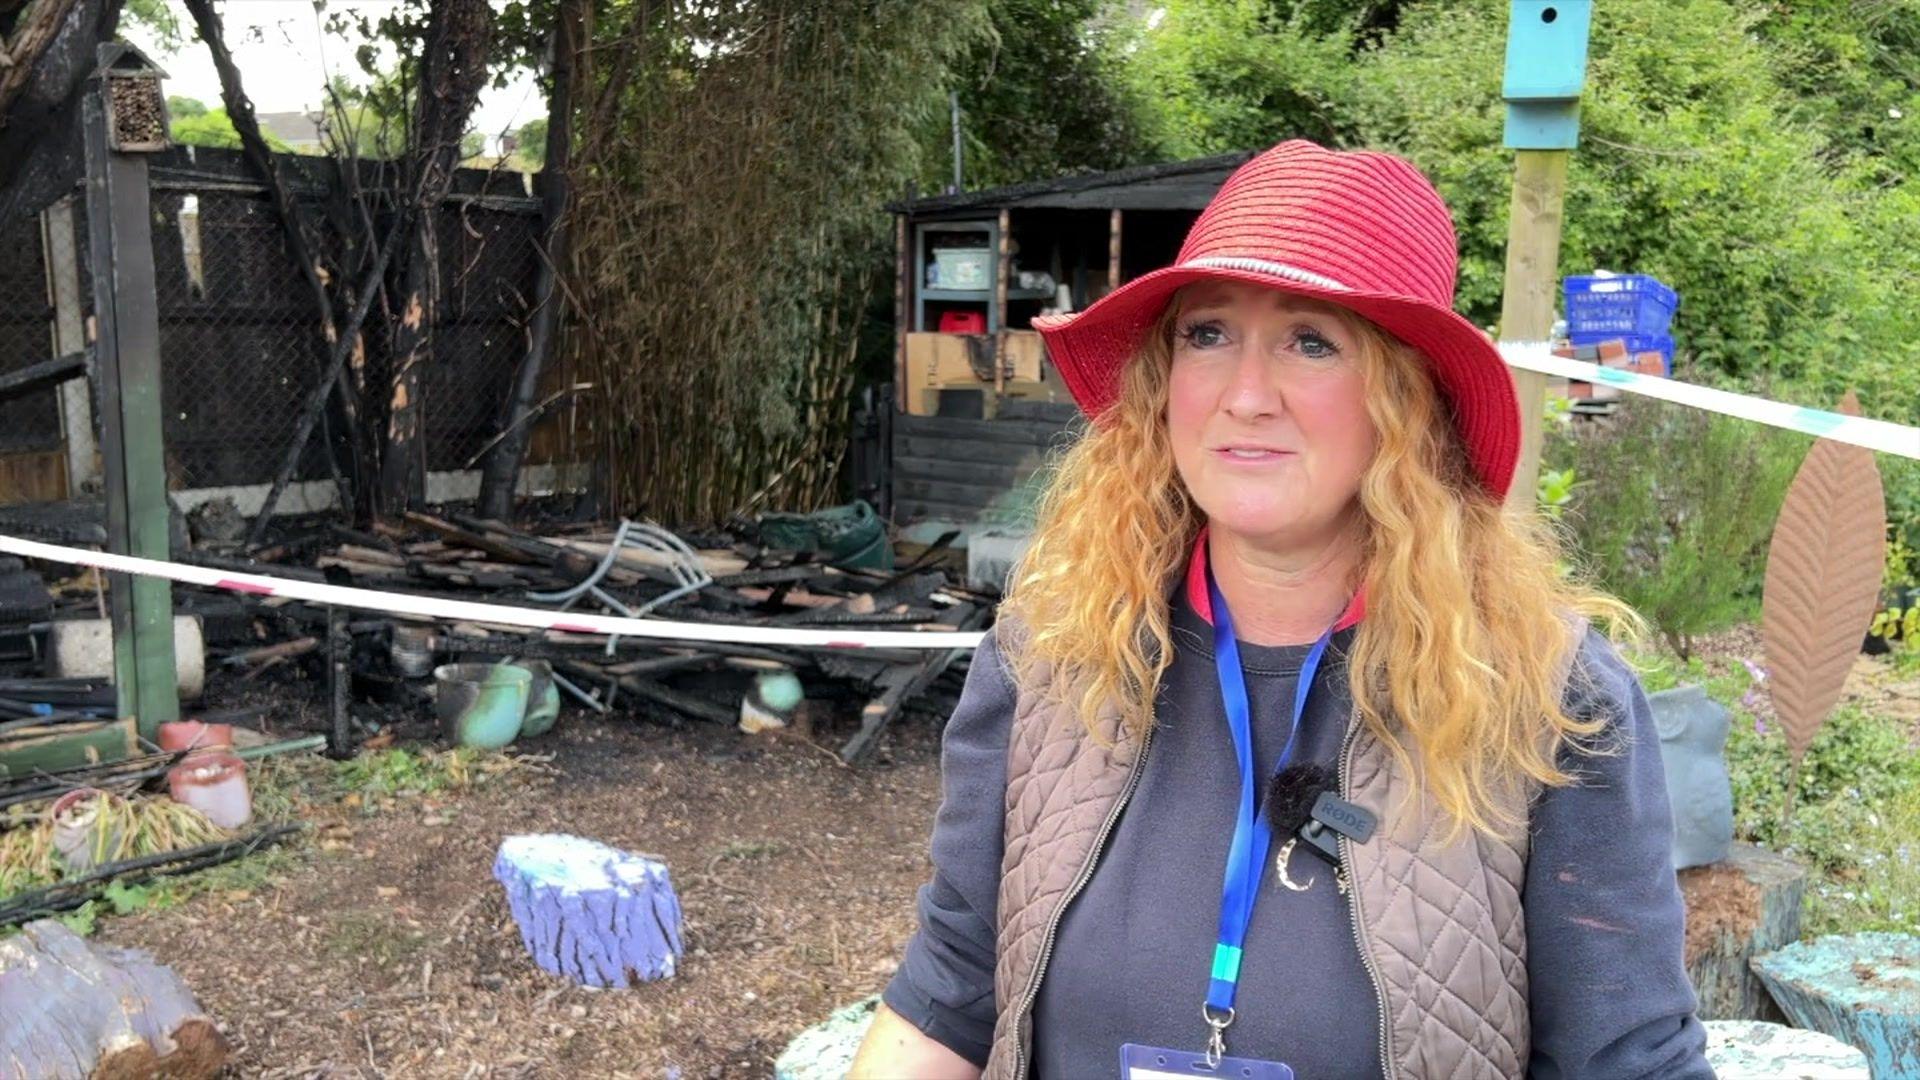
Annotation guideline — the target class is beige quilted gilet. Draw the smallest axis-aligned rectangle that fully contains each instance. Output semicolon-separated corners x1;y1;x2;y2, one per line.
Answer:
983;659;1535;1080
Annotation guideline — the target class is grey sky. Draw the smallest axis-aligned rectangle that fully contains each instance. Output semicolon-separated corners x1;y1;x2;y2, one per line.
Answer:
126;0;546;147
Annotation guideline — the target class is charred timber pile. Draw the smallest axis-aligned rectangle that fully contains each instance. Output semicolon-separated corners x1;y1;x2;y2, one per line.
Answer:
198;513;991;763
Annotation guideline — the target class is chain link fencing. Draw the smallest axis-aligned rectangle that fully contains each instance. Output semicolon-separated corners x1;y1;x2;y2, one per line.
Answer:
0;206;66;498
0;146;549;515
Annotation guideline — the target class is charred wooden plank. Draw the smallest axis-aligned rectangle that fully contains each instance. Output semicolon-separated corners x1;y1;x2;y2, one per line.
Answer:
0;349;87;405
840;602;983;764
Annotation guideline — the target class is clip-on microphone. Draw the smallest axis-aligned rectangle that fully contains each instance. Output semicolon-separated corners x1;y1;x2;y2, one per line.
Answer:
1266;763;1379;891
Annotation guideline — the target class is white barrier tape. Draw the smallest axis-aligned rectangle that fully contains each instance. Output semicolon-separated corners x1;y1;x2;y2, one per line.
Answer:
0;533;988;651
1499;341;1920;460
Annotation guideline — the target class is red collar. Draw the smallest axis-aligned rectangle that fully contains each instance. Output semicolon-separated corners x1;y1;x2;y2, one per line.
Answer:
1184;525;1367;631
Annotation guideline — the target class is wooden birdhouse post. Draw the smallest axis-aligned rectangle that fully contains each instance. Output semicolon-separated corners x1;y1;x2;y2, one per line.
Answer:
1499;0;1595;510
83;42;179;736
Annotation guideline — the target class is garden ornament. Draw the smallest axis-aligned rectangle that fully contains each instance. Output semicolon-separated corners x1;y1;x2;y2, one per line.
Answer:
1649;684;1734;869
1761;391;1886;780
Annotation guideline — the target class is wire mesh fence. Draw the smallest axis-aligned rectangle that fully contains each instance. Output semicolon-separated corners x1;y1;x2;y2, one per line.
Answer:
0;211;63;462
0;149;551;513
148;184;335;494
423;198;544;474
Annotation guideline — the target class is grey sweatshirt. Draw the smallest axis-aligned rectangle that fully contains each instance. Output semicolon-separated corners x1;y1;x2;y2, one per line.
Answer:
883;587;1712;1078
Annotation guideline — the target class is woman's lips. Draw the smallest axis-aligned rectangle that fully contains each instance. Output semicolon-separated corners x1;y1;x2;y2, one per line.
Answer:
1212;447;1295;463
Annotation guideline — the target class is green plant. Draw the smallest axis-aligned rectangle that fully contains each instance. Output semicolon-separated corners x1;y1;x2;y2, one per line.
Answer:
717;839;787;861
1885;531;1918;595
329;746;535;812
323;911;429;966
1554;399;1806;659
57;901;99;937
101;880;168;916
334;747;469;800
1870;605;1920;646
1728;703;1920;930
1536;467;1575;521
1728;700;1920;847
1803;798;1920;937
1719;696;1920;936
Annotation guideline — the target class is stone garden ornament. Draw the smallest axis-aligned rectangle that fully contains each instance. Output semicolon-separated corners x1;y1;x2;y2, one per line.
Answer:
1652;684;1734;869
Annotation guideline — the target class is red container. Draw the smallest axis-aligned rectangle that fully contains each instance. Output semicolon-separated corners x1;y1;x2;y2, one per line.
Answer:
158;720;234;755
938;310;987;334
167;751;252;829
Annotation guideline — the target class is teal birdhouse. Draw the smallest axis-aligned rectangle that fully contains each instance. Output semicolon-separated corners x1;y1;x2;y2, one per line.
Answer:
1503;0;1593;149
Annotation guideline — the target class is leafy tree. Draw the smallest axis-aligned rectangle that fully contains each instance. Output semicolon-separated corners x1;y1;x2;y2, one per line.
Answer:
167;95;208;119
321;75;407;160
124;0;184;52
930;0;1155;191
1747;0;1920;180
516;116;547;168
171;106;291;151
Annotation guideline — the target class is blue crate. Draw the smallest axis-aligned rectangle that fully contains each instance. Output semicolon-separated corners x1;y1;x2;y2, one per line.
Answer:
1566;331;1674;374
1564;274;1678;338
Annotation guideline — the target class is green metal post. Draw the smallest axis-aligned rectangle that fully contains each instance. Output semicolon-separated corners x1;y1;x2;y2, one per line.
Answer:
83;45;179;737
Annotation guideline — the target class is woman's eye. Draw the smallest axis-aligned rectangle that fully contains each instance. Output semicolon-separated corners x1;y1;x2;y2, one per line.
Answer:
1295;330;1340;359
1177;321;1228;349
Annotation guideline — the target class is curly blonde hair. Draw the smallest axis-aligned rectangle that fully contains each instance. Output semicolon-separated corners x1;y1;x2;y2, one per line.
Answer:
999;295;1642;836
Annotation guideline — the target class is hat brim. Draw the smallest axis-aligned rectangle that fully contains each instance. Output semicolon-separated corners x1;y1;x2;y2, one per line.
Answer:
1032;264;1521;499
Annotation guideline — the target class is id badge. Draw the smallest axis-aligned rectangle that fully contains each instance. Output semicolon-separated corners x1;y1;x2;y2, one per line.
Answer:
1119;1043;1295;1080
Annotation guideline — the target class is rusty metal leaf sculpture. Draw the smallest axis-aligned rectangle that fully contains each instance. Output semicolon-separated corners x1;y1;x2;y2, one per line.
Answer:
1761;391;1887;764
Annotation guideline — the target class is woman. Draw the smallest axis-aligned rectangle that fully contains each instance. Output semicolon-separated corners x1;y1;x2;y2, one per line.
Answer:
851;141;1709;1079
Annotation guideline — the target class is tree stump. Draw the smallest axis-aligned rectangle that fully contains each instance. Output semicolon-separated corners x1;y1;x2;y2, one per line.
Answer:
0;919;228;1079
1703;1020;1870;1078
1680;842;1807;1021
493;833;684;988
775;996;880;1080
1753;932;1920;1079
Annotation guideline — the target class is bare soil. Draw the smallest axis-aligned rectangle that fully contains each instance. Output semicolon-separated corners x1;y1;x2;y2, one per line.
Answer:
97;713;946;1079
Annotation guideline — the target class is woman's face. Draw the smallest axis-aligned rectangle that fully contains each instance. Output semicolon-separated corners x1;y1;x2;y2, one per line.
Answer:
1165;281;1378;553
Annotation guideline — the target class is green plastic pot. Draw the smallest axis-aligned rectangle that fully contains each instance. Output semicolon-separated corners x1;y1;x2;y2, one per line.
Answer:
433;663;531;749
518;660;561;738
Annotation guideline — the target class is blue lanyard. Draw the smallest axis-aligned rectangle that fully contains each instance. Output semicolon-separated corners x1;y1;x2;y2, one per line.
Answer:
1202;569;1334;1060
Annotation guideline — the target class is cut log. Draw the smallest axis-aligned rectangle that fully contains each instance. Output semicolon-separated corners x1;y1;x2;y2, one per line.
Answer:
0;918;229;1079
1753;931;1920;1079
774;996;880;1080
493;833;684;988
0;716;135;778
1680;843;1808;1021
1703;1020;1869;1079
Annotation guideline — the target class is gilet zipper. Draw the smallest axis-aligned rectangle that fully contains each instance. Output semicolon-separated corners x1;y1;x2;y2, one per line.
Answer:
1340;708;1397;1080
1009;723;1154;1080
1006;705;1394;1078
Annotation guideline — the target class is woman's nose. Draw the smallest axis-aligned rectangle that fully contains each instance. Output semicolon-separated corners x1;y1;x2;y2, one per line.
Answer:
1220;340;1284;420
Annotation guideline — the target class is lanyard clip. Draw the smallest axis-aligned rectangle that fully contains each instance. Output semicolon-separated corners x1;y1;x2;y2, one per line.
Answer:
1202;1004;1236;1067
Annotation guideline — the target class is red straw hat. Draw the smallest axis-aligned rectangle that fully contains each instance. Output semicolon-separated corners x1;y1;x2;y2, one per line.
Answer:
1033;139;1521;499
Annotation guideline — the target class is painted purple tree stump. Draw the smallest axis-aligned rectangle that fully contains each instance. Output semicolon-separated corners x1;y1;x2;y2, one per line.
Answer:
492;833;684;988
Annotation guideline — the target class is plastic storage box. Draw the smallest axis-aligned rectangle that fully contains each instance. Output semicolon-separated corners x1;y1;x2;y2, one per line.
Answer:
931;248;993;290
1564;273;1678;371
1564;273;1677;338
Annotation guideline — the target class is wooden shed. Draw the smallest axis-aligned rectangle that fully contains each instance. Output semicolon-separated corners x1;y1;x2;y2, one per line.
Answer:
886;151;1249;530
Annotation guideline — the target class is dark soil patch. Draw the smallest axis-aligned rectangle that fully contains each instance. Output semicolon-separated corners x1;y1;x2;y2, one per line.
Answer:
98;714;945;1078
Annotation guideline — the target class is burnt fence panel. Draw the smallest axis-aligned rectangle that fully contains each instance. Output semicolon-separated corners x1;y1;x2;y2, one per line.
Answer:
0;149;550;506
0;212;62;458
134;147;544;498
